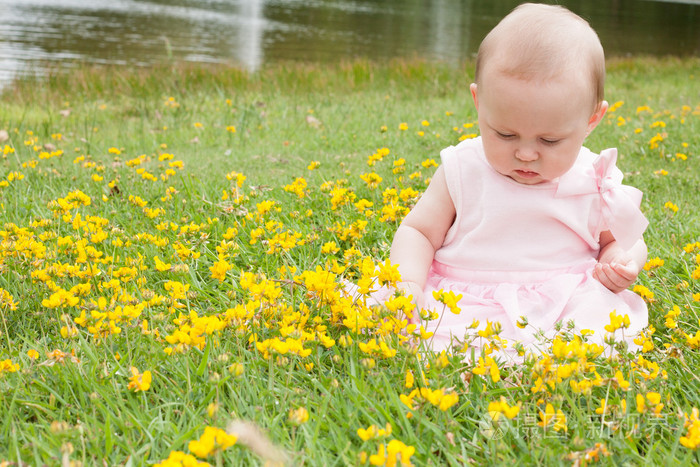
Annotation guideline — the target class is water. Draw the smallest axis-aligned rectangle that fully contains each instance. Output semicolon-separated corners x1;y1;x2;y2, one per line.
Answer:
0;0;698;85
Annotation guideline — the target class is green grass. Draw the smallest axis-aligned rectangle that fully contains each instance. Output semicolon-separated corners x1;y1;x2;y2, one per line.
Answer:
0;57;699;466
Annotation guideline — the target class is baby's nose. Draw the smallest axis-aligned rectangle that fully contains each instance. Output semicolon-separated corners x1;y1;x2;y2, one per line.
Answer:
515;147;538;162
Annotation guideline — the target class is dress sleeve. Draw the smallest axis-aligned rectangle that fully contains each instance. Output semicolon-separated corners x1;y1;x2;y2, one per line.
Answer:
556;148;648;250
592;149;649;250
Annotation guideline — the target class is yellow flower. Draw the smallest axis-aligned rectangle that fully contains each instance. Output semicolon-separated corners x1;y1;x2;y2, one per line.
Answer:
609;100;624;112
664;305;681;329
228;362;244;376
664;201;679;213
209;258;232;283
154;256;172;272
398;122;408;131
472;356;500;383
358;425;377;442
613;370;630;390
604;310;630;333
636;393;647;413
225;170;247;187
188;426;237;458
377;259;402;286
438;392;459;411
477;320;502;338
288;406;309;425
369;439;415;466
283;177;308;198
60;325;79;339
321;241;340;254
360;172;383;189
0;288;18;310
634;329;655;352
538;403;567;432
0;359;20;374
417;325;433;340
633;285;654;301
384;296;415;321
680;408;700;449
487;396;521;420
643;257;664;271
404;369;414;389
594;398;608;415
354;198;374;215
154;450;209;467
646;392;662;406
649;132;665;150
329;186;356;210
357;423;391;441
127;367;152;392
432;289;462;314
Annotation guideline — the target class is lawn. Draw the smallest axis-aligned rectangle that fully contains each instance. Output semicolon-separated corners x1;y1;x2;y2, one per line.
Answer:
0;57;699;465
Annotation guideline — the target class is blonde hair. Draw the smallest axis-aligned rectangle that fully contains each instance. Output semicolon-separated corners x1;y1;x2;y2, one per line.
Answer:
475;3;605;110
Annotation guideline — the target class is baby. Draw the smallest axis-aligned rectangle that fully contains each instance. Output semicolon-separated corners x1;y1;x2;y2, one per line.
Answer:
388;3;649;353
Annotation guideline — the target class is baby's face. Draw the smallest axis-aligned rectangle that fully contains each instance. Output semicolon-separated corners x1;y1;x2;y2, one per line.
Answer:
472;72;605;185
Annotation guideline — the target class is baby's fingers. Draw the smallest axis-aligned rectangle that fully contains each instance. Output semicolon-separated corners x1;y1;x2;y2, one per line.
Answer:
594;263;632;293
610;261;639;280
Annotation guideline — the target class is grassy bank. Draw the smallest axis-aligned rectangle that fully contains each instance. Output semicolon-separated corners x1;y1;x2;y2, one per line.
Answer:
0;58;699;465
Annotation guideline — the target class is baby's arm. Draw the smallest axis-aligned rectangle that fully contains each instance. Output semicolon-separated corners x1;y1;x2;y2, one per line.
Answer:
593;230;648;293
389;165;456;322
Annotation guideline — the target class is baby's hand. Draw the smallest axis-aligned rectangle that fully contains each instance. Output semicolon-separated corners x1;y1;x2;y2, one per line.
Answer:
593;260;640;294
595;233;647;294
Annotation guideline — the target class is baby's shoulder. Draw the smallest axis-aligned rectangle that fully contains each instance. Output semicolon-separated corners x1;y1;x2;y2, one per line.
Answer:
440;137;485;168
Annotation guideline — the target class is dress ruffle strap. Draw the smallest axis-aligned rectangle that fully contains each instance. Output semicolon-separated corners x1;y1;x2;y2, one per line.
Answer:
556;148;648;250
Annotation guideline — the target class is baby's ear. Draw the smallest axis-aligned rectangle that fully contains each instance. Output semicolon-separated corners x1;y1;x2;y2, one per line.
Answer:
586;100;608;136
470;83;479;110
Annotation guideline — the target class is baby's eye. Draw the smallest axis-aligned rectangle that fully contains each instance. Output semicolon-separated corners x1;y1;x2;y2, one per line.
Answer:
540;138;560;145
496;131;515;139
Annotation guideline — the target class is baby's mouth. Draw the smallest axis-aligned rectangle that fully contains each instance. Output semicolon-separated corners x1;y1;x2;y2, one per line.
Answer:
514;169;539;178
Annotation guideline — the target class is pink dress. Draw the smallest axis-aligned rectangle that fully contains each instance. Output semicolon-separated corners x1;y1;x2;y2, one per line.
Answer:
421;137;649;353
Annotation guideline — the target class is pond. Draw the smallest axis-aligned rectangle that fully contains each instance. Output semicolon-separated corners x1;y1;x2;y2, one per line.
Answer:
0;0;698;85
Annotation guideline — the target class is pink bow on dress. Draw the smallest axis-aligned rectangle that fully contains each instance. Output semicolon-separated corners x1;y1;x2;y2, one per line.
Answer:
556;148;649;250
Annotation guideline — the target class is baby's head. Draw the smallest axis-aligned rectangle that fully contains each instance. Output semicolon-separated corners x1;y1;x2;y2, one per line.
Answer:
475;3;605;112
471;3;609;185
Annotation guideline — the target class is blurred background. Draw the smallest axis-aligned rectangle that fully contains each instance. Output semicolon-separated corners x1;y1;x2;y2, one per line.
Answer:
0;0;698;86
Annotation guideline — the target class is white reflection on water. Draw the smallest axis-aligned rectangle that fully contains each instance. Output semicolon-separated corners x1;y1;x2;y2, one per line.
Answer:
427;0;471;66
234;0;264;71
